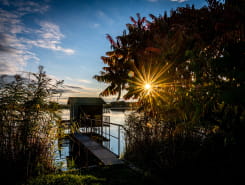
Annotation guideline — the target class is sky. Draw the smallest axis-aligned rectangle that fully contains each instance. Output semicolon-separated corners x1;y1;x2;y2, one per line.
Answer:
0;0;207;103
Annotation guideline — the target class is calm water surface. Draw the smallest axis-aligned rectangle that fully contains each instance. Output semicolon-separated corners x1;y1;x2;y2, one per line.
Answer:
54;110;131;170
103;110;132;156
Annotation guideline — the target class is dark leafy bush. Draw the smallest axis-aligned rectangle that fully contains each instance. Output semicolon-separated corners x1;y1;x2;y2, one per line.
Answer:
25;174;105;185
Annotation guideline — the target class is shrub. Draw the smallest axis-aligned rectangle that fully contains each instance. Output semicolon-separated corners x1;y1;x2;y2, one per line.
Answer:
25;174;105;185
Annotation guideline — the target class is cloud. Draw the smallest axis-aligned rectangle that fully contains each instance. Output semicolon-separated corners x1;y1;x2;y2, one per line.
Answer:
2;0;49;14
52;75;101;103
61;82;98;94
64;85;84;90
0;8;38;74
24;21;75;55
0;1;74;75
0;9;25;35
17;2;49;14
67;84;97;92
65;76;92;84
170;0;188;2
55;82;100;104
0;32;39;75
77;79;91;84
57;90;100;104
91;23;100;28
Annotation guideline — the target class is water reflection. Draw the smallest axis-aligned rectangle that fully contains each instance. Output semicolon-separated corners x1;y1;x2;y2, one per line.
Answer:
54;138;71;171
54;110;131;170
103;110;132;156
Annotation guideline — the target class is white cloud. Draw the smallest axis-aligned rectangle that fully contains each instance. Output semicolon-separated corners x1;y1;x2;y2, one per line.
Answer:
0;8;37;74
0;1;74;75
0;32;39;75
170;0;188;2
39;22;64;39
65;76;92;84
77;79;92;84
23;21;75;55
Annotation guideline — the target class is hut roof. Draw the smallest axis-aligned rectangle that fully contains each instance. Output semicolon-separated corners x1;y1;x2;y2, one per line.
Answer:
67;97;105;106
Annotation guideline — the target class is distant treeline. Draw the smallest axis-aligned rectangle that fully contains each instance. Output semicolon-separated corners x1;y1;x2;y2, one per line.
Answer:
103;101;137;108
59;101;136;109
58;103;69;109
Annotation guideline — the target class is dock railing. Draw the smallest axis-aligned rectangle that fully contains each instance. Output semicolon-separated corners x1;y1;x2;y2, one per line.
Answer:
77;117;125;157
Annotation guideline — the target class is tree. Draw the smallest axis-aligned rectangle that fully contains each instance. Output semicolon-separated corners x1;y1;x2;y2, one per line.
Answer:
93;38;131;100
94;14;149;100
0;66;63;184
96;0;245;183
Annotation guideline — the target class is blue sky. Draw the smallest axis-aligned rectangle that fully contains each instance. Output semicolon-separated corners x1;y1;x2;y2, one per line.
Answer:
0;0;207;103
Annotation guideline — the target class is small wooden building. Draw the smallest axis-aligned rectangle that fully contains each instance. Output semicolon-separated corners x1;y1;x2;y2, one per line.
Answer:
68;97;105;122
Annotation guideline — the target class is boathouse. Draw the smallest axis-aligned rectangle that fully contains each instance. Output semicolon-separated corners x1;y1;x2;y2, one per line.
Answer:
68;97;105;122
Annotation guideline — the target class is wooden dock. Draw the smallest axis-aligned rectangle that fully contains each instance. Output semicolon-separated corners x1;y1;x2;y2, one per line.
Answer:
73;132;124;166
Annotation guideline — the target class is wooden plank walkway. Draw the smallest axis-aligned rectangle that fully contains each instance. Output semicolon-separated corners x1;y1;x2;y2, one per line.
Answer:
73;132;124;166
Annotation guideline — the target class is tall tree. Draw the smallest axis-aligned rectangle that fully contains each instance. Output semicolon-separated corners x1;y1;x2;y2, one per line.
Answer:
94;14;149;100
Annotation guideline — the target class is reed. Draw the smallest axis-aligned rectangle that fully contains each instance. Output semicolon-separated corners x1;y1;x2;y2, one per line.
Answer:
0;66;63;184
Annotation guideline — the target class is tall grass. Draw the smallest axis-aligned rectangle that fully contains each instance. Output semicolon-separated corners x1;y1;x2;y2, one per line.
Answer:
124;112;244;185
0;66;63;184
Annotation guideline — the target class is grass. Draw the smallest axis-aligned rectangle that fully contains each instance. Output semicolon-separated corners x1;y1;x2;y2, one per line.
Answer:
25;174;104;185
25;164;152;185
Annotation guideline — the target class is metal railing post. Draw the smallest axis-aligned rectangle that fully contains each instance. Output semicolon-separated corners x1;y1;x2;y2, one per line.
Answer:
101;119;103;140
118;126;120;157
109;123;110;150
83;117;125;158
90;119;92;137
85;119;88;133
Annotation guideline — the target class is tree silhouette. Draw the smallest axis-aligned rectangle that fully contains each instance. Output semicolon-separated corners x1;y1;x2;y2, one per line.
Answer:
95;1;245;183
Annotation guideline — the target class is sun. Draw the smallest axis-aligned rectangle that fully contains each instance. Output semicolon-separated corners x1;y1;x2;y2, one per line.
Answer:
127;62;175;109
126;62;181;116
144;83;151;90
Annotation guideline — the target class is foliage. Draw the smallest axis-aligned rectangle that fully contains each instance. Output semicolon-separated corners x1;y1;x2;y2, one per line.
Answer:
75;165;151;185
124;113;244;185
95;0;245;184
0;66;63;184
25;165;151;185
25;174;104;185
95;0;245;141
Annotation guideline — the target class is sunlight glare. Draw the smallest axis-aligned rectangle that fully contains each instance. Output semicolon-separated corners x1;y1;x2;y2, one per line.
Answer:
144;83;151;90
127;62;176;112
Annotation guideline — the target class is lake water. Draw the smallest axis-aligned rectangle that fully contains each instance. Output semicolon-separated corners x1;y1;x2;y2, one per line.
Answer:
103;110;132;156
54;109;131;170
